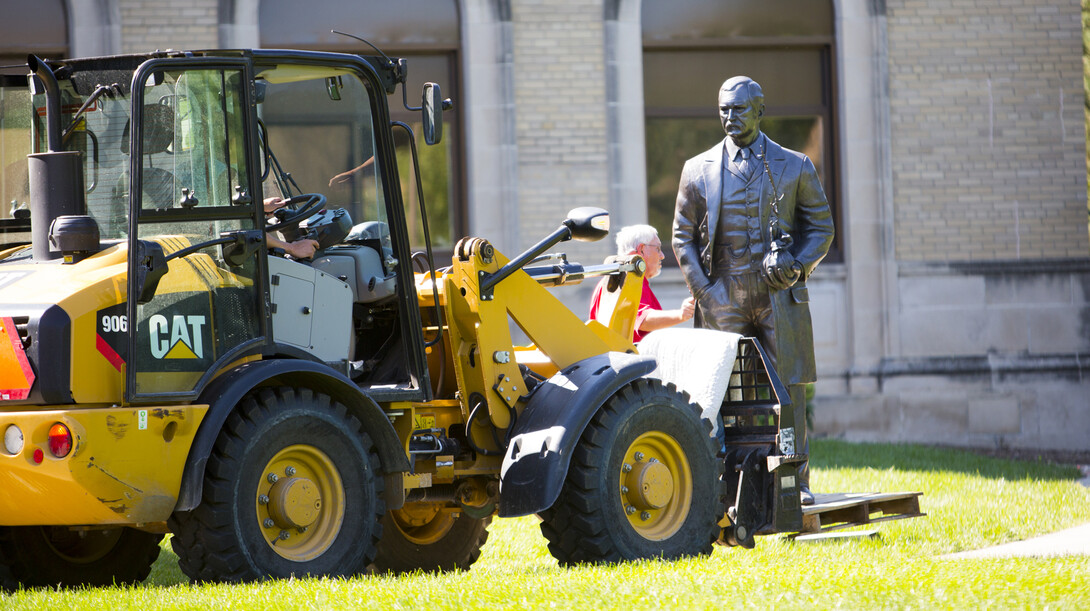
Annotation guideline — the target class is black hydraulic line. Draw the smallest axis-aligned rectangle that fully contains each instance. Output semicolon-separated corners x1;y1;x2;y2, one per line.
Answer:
258;120;302;198
465;396;503;457
61;83;122;146
163;235;237;262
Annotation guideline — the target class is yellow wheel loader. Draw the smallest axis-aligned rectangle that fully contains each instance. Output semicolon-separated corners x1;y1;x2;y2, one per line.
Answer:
0;46;916;588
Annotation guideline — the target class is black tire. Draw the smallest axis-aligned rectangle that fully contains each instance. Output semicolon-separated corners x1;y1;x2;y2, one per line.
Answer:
0;525;161;590
168;387;384;583
371;503;490;573
539;378;722;565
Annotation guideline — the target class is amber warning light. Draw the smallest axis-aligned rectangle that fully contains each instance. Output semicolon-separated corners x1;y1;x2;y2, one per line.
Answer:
48;423;72;458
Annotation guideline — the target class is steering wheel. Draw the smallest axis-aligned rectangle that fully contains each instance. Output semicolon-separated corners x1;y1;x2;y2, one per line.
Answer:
264;193;327;234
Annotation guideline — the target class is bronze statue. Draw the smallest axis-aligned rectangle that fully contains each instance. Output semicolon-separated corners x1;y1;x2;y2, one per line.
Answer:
672;76;834;504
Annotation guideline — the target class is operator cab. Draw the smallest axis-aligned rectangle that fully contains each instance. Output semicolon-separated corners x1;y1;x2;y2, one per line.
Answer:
5;51;432;404
251;61;413;389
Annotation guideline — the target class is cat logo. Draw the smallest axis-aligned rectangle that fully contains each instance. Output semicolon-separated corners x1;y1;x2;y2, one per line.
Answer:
149;314;206;360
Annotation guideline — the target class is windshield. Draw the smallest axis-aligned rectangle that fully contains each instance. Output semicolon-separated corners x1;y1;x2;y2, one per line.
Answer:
22;64;136;242
255;63;386;231
10;60;264;245
0;77;33;248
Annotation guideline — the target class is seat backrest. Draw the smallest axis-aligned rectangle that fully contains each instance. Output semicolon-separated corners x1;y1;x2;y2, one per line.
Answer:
141;103;174;154
120;103;175;154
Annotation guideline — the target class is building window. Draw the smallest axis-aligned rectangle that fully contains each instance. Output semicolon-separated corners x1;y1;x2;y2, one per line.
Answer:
0;0;68;75
642;0;839;264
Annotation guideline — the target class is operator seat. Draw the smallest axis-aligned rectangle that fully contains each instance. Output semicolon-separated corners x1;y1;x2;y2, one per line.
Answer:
118;103;176;210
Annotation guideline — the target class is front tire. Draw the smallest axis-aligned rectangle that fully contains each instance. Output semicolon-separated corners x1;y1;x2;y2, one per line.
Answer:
0;526;161;590
539;379;722;565
371;502;490;573
169;387;384;582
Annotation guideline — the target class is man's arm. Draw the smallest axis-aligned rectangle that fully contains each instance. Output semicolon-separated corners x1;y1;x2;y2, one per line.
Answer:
262;196;320;259
267;234;320;260
328;156;376;187
638;297;695;333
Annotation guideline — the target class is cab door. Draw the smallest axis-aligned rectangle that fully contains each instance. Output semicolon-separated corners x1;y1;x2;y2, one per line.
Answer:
125;60;266;402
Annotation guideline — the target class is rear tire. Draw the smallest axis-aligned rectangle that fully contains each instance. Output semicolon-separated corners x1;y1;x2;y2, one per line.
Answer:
539;379;722;565
371;502;490;573
169;387;384;583
0;526;161;590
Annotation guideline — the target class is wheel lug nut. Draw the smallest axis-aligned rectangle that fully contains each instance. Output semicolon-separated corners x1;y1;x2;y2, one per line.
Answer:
625;505;636;515
648;458;658;463
278;530;290;541
622;463;632;473
297;526;308;534
263;518;275;528
258;495;270;505
620;486;628;494
634;452;644;462
285;466;296;476
267;473;278;483
641;511;651;521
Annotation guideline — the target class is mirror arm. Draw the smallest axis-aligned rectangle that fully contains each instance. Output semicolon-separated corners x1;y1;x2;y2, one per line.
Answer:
478;224;573;300
400;59;422;112
134;240;168;304
390;121;444;349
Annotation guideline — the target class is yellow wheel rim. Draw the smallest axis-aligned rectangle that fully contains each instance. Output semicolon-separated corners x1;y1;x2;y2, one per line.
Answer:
619;431;693;541
389;502;455;545
255;444;345;561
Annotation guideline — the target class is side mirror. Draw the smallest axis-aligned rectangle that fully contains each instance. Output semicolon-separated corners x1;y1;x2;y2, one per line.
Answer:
421;82;447;145
564;207;610;242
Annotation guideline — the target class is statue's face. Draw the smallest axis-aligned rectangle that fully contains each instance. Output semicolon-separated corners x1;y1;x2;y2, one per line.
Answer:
719;87;762;146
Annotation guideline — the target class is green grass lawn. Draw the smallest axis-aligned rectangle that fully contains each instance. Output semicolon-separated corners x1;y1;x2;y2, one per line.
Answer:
4;440;1089;609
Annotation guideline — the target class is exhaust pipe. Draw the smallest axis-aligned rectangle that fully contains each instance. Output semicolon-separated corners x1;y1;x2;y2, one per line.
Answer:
26;54;89;261
27;55;62;153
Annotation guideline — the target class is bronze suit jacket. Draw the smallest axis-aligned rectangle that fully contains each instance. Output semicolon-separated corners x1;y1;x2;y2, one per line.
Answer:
671;135;834;385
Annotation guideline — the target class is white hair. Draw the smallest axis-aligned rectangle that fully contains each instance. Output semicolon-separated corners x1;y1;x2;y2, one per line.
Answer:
615;224;659;256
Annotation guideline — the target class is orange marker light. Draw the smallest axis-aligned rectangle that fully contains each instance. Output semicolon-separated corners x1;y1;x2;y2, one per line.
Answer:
47;423;72;458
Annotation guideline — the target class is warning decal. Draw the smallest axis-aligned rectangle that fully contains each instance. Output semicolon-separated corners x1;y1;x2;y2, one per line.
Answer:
0;317;35;400
96;303;128;372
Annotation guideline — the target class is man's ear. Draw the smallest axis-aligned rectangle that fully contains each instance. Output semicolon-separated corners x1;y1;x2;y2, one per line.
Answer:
757;104;765;120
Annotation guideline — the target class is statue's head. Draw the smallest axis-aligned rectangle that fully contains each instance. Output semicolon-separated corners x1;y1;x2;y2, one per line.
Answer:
719;76;764;147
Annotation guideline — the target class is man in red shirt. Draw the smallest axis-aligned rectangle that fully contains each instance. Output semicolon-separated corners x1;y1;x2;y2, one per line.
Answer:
589;225;695;343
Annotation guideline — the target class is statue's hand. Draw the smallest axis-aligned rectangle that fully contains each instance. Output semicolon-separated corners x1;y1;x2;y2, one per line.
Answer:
693;278;724;310
762;242;802;291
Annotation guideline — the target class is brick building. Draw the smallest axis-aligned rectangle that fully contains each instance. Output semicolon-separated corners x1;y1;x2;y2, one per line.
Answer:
1;0;1087;452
